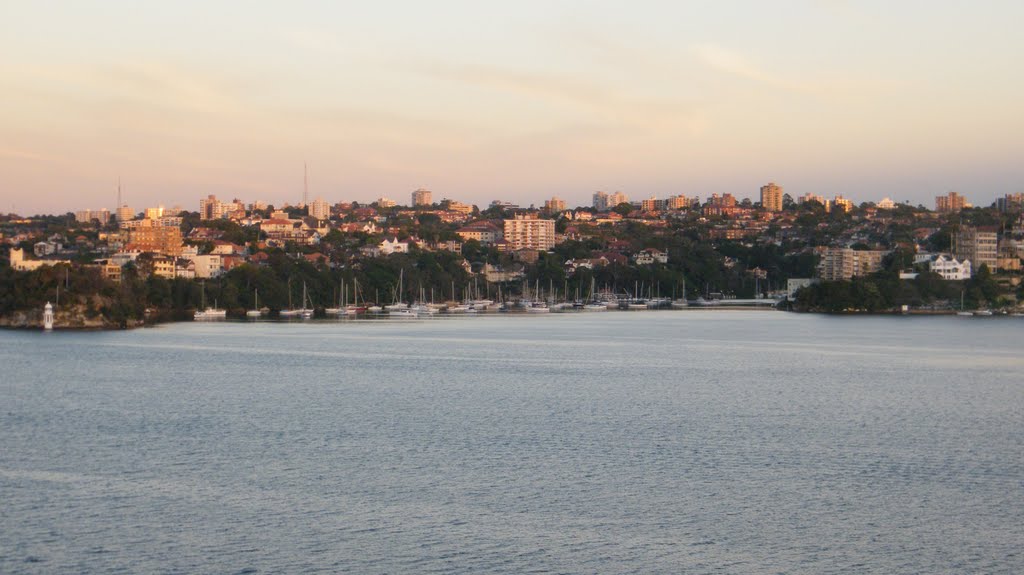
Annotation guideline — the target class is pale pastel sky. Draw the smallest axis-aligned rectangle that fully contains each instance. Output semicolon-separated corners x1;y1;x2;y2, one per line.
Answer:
2;1;1023;215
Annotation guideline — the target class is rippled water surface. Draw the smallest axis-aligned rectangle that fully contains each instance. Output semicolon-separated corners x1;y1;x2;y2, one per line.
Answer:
2;312;1022;573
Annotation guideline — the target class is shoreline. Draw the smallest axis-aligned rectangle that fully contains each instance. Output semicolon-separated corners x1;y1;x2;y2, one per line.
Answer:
4;305;1015;331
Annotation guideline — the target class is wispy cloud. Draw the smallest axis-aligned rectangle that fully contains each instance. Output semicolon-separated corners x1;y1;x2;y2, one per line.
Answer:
0;147;48;161
693;43;816;94
418;62;706;135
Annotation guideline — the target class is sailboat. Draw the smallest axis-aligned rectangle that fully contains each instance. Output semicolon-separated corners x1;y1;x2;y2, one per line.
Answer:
246;288;262;318
326;281;350;316
300;282;313;319
526;279;550;313
194;281;226;320
583;277;607;311
280;278;301;317
386;269;412;315
348;278;367;314
280;279;313;319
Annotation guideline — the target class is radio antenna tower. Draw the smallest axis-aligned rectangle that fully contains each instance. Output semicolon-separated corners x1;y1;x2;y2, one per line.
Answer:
303;162;309;207
117;176;122;207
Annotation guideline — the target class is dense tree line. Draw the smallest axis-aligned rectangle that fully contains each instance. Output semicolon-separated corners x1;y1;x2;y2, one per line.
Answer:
793;264;1009;312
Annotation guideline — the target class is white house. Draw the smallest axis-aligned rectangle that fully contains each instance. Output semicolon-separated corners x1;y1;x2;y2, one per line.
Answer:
633;248;668;265
930;255;971;280
379;237;409;255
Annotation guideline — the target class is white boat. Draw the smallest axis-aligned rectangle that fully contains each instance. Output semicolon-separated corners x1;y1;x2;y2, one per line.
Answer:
194;307;227;320
280;279;313;318
388;307;416;318
974;310;994;316
584;303;607;311
367;305;384;314
411;304;437;316
194;281;227;320
326;282;351;316
526;302;550;313
246;288;262;318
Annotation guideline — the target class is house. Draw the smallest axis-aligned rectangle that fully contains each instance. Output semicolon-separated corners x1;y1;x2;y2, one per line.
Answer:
189;254;223;278
483;263;525;283
337;221;378;234
210;241;246;256
930;255;971;280
456;220;504;245
379;237;409;255
633;248;668;265
9;247;71;271
564;256;610;274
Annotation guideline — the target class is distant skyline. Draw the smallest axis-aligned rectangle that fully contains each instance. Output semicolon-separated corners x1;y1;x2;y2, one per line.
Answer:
3;1;1023;215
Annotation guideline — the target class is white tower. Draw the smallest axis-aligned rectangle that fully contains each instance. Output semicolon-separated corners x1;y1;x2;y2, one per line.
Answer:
43;302;54;330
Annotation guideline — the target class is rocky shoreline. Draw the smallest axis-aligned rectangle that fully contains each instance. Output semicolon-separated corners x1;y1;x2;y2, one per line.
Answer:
0;305;145;330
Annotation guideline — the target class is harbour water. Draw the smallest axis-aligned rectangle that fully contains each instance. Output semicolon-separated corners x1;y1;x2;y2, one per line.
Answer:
1;312;1022;573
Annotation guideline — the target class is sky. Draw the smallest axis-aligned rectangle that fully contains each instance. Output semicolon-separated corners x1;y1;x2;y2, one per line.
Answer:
2;0;1023;215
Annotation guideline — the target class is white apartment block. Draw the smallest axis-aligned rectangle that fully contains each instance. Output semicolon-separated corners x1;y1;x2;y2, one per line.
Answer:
817;248;887;281
503;214;556;251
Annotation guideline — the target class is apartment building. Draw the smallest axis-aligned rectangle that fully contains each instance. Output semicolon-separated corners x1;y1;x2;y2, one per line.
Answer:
817;248;887;281
503;213;556;251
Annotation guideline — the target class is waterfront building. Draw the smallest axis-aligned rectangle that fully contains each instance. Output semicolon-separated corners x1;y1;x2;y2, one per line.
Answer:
592;191;610;211
930;255;972;280
817;248;887;281
503;213;556;251
760;182;783;212
936;191;968;213
411;188;433;207
954;225;998;273
877;197;896;209
997;238;1021;271
786;278;815;299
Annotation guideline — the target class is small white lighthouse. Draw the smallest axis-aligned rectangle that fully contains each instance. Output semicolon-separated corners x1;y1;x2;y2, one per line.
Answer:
43;302;54;331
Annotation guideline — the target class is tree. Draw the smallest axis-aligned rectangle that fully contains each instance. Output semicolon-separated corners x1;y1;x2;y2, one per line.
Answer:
612;202;634;216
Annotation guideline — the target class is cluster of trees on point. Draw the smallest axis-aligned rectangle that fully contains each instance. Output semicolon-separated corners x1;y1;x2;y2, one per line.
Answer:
792;257;1013;313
